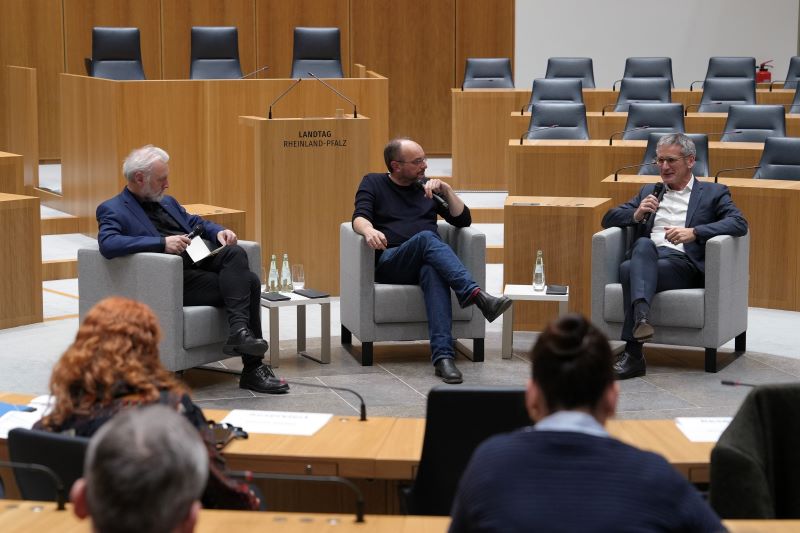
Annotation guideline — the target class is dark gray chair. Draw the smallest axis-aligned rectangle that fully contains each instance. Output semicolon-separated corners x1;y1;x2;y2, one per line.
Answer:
615;57;674;88
790;85;800;114
545;57;595;88
705;56;756;80
462;58;513;89
190;26;242;79
88;27;146;80
613;78;672;112
291;27;343;78
401;386;531;515
622;103;685;140
698;78;756;113
721;105;786;143
524;78;583;112
638;132;710;177
8;428;90;503
753;136;800;180
780;56;800;89
525;103;589;140
710;383;800;518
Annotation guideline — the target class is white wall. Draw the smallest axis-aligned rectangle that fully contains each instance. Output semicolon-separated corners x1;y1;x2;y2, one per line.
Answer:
515;0;799;88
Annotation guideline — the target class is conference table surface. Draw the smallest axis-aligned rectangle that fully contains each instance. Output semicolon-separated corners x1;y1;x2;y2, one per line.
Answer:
0;502;797;532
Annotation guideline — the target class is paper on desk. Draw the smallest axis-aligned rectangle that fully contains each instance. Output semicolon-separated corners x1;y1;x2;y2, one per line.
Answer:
675;417;732;442
0;410;42;438
221;410;333;436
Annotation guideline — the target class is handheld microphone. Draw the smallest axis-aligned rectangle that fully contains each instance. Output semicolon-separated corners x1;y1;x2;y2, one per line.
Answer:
712;165;761;183
186;224;204;239
721;380;757;387
268;78;303;119
519;125;559;145
0;460;67;510
608;125;649;145
307;72;358;118
228;470;365;522
641;182;665;224
240;65;270;79
611;161;658;181
281;380;367;421
416;179;449;209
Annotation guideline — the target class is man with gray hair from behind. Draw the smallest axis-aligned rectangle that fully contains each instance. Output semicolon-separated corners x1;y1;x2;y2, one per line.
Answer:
70;405;209;533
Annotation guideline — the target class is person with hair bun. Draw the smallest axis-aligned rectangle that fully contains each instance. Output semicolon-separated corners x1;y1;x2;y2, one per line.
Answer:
449;314;723;532
36;296;259;511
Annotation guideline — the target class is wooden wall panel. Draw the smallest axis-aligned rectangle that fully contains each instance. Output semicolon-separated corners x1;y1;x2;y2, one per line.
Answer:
255;0;350;79
455;0;515;88
63;0;162;79
161;0;257;80
352;0;455;154
0;0;64;160
4;67;39;191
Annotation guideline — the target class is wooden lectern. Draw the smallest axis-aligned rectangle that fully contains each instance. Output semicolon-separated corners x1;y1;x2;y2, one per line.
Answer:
242;115;370;295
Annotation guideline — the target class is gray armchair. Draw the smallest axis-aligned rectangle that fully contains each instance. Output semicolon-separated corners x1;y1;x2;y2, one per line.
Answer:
591;227;748;372
78;241;261;372
340;222;486;366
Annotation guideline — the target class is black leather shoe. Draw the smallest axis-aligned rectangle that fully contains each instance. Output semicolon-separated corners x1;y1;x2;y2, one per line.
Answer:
239;365;289;394
614;352;646;380
223;327;268;357
472;290;513;323
434;358;463;384
632;317;654;342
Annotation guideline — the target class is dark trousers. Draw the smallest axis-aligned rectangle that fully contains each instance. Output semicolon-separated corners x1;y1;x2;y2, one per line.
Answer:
619;238;703;342
183;245;262;366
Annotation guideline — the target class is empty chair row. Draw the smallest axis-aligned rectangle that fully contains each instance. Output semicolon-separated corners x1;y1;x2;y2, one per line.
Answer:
87;26;343;81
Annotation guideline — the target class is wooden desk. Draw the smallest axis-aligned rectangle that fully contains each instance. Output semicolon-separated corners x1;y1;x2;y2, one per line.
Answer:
183;204;246;237
0;152;23;195
506;140;763;197
601;175;800;312
0;194;42;329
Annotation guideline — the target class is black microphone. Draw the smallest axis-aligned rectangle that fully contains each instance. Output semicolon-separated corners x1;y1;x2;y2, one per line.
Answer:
611;161;658;181
307;72;358;118
416;178;449;210
704;129;743;138
641;182;665;224
186;224;204;239
601;102;626;115
268;78;303;119
767;80;800;92
685;102;724;115
519;125;559;145
689;80;704;91
228;470;365;523
609;125;649;145
281;380;367;421
240;65;270;79
0;460;67;510
612;78;623;91
721;379;757;387
713;165;761;183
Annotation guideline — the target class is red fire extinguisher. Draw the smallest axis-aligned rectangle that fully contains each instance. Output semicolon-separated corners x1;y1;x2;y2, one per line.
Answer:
756;60;773;84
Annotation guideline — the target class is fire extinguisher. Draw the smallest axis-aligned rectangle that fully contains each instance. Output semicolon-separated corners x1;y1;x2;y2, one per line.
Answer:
756;60;773;83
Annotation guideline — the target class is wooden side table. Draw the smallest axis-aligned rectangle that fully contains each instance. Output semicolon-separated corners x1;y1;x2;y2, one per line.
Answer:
260;292;332;368
501;284;569;359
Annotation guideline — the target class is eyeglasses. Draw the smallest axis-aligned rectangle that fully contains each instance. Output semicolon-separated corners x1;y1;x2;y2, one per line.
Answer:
652;155;688;166
396;157;427;165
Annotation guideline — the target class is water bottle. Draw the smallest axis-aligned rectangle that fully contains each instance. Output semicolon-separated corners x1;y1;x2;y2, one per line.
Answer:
533;250;545;291
268;254;279;291
280;253;293;291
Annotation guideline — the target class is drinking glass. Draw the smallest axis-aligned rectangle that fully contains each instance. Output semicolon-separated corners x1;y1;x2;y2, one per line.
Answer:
292;264;305;290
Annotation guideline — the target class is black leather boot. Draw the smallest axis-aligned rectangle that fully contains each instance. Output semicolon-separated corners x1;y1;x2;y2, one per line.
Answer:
472;290;513;323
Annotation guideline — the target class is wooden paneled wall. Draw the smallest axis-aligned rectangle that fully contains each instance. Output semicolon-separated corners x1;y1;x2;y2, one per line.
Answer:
0;0;513;160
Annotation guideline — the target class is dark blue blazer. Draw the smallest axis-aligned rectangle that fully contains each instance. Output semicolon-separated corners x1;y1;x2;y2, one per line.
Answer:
601;179;748;272
96;188;223;260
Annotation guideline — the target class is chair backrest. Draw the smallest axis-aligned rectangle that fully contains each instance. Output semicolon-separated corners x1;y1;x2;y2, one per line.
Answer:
705;56;756;80
710;383;800;518
462;58;513;89
721;105;786;143
790;85;800;115
622;57;674;87
698;78;756;113
190;26;242;79
525;78;583;111
638;132;710;177
545;57;595;88
90;27;146;80
405;386;531;515
623;103;685;140
526;102;589;140
8;428;90;502
613;78;672;112
783;56;800;89
291;27;343;78
754;136;800;180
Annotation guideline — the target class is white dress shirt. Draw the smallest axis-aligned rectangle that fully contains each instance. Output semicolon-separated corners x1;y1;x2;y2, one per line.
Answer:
650;176;694;253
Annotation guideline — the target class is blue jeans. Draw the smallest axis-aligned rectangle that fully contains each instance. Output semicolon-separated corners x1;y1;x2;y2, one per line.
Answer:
375;231;479;364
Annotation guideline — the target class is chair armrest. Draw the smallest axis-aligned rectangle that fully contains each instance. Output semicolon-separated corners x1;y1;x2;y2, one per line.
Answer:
592;227;625;286
237;240;262;280
339;223;376;337
703;233;749;345
449;225;486;288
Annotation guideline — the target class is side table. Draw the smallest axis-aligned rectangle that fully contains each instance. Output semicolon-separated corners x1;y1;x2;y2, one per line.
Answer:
501;284;569;359
260;292;332;368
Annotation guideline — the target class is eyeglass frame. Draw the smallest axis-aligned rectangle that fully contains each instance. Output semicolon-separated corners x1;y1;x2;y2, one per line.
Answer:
395;157;428;166
651;154;692;166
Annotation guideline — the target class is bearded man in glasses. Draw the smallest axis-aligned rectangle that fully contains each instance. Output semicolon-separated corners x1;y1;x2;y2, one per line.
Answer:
601;133;748;379
351;138;511;384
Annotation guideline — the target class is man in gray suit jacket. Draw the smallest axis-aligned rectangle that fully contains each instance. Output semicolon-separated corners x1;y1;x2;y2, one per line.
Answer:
601;133;748;379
